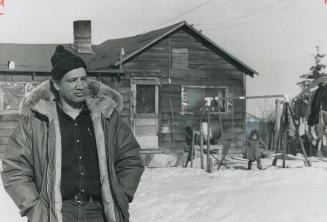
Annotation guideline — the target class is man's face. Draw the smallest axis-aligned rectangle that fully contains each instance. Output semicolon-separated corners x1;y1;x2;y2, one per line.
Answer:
53;67;88;108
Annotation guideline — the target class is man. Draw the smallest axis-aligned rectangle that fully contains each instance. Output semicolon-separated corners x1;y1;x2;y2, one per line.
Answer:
1;45;144;222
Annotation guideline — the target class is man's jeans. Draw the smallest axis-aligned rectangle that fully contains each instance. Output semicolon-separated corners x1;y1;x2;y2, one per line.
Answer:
62;199;106;222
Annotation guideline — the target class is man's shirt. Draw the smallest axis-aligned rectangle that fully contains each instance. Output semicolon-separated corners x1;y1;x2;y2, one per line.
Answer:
57;104;101;199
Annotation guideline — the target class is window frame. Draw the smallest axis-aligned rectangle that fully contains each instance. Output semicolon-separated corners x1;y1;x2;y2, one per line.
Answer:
181;85;229;114
131;78;160;117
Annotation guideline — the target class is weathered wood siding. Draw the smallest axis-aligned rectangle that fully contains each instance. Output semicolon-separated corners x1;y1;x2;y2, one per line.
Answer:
122;28;246;152
96;76;131;124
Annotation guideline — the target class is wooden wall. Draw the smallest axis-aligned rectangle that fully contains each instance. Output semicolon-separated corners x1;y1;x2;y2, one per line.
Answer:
122;27;246;153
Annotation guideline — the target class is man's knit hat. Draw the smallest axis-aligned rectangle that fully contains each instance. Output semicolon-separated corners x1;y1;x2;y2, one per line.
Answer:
51;45;87;80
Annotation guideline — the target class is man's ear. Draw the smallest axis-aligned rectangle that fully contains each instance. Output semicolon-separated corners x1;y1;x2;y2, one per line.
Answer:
52;80;60;91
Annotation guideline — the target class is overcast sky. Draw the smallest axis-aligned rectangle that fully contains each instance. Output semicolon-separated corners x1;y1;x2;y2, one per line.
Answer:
0;0;326;116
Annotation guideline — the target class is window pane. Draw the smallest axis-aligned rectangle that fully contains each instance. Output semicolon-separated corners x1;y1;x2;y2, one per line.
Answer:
136;84;155;113
182;87;204;112
182;86;227;113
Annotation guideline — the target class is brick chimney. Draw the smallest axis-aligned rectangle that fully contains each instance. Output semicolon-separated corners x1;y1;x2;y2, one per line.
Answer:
72;20;93;53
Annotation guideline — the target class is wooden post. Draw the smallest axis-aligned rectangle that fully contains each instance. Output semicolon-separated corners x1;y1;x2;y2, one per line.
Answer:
275;102;286;167
272;99;281;166
274;99;281;151
309;131;313;157
217;141;232;170
217;97;232;170
204;97;213;173
200;125;204;169
169;98;175;148
287;105;312;167
207;106;212;173
280;103;287;168
282;130;286;168
190;131;195;168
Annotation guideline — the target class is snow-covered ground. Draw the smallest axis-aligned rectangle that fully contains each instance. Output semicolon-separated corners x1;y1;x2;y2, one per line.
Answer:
1;156;327;222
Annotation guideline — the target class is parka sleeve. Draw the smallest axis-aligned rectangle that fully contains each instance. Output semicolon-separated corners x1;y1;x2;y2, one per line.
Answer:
115;114;144;203
1;115;39;216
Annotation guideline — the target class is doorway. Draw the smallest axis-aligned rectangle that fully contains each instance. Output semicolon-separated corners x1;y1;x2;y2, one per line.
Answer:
131;78;159;149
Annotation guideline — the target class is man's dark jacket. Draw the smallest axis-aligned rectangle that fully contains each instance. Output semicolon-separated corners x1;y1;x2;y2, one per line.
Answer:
1;80;144;222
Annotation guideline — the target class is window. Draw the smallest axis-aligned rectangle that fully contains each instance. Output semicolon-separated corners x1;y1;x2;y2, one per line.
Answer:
172;48;189;69
0;82;38;114
181;86;228;113
136;84;156;114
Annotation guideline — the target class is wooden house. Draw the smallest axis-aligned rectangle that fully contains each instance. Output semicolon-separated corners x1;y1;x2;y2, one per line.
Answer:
0;20;257;159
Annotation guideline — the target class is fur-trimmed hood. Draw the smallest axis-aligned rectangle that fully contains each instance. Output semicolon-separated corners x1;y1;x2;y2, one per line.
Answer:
20;79;123;118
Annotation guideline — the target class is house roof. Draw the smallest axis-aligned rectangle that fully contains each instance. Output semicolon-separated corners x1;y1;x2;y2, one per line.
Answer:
89;22;183;70
92;21;258;76
0;43;58;72
0;43;98;72
0;21;257;76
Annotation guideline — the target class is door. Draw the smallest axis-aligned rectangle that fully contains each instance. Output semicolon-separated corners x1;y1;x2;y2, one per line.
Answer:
131;79;159;149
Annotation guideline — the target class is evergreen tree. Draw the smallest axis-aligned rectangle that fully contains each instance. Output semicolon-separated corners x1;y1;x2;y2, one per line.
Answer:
297;46;326;89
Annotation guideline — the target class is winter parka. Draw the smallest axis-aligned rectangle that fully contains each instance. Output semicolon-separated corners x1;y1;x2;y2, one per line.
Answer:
245;139;264;161
1;80;144;222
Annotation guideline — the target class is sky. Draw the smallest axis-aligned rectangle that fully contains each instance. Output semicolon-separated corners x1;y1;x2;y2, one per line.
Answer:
0;0;326;116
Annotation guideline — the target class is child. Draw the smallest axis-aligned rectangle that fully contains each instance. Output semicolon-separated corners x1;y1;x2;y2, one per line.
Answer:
184;126;194;167
244;130;266;170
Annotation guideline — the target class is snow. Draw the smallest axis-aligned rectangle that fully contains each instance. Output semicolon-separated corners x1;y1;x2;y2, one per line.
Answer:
1;157;327;222
130;157;327;222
